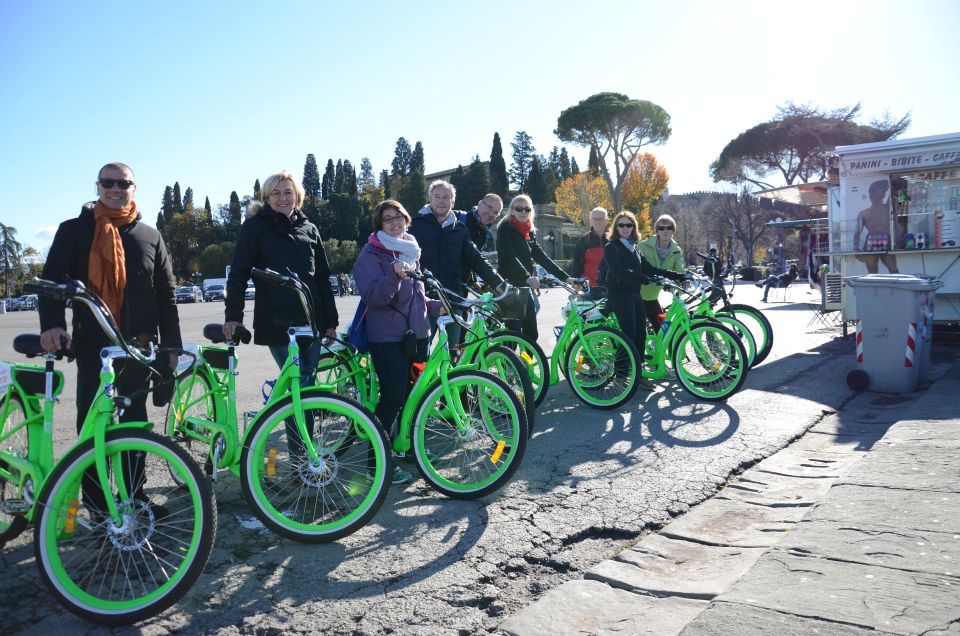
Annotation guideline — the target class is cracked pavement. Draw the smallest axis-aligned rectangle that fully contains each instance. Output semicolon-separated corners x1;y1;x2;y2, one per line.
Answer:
0;284;880;635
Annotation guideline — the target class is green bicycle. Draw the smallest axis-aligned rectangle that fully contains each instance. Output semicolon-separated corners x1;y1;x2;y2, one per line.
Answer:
311;268;529;499
0;279;215;625
167;270;392;543
489;278;642;410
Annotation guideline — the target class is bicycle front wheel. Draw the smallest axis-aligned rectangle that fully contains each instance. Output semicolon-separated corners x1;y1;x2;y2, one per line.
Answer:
0;392;29;544
487;330;550;407
411;370;527;499
672;323;749;401
564;327;641;409
480;346;536;437
167;369;217;478
240;393;390;543
717;303;773;365
33;430;216;626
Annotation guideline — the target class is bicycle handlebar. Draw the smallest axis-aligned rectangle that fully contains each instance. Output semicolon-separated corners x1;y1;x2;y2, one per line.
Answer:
26;278;156;365
250;267;321;341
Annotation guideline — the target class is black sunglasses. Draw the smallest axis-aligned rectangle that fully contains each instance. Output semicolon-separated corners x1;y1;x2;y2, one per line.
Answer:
617;223;635;228
513;206;532;213
98;178;135;190
657;226;674;231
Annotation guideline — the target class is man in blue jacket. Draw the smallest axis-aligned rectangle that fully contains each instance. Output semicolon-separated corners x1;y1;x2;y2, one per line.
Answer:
409;180;505;341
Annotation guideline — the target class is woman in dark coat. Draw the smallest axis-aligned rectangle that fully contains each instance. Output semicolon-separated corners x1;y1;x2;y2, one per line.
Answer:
602;210;686;351
495;194;572;340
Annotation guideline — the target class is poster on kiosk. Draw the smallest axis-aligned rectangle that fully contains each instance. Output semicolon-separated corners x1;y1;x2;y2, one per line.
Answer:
832;132;960;322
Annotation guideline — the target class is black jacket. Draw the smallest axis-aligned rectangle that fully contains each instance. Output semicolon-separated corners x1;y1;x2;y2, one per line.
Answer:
39;203;181;354
495;222;568;287
225;202;338;346
602;239;684;295
409;209;504;295
461;208;495;252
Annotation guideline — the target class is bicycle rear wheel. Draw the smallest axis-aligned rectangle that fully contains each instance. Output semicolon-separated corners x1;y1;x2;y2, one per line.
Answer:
717;303;773;365
672;323;749;401
480;346;536;437
487;330;549;407
410;370;527;499
240;392;390;543
0;393;29;544
33;430;216;626
565;327;641;409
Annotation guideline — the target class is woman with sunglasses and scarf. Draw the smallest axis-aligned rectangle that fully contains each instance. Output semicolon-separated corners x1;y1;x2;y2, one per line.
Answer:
603;211;685;352
495;194;573;340
637;213;684;333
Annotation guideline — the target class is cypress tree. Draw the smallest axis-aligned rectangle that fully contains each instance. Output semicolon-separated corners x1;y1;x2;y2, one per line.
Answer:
509;131;536;192
398;170;426;213
588;146;601;176
204;196;213;223
558;148;572;181
162;186;175;223
228;191;242;224
411;141;425;174
489;132;509;199
322;159;335;199
334;159;344;193
379;169;390;198
172;182;184;214
359;158;375;191
570;157;581;175
253;179;262;200
343;159;357;197
183;187;194;213
391;138;412;176
526;156;547;201
302;154;321;201
458;157;490;209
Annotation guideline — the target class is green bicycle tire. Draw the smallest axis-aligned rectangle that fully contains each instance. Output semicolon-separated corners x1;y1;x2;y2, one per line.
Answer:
486;330;549;407
672;322;749;401
0;392;29;544
717;303;773;365
410;370;527;499
564;326;641;410
33;430;216;626
240;393;391;543
480;346;536;437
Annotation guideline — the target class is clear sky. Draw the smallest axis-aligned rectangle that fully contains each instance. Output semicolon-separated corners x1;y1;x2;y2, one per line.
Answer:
2;0;958;253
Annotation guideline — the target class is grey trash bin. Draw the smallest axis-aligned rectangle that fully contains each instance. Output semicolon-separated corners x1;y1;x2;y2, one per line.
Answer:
844;274;942;393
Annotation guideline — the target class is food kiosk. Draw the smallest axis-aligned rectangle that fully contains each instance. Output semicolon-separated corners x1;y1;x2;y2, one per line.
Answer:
825;132;960;323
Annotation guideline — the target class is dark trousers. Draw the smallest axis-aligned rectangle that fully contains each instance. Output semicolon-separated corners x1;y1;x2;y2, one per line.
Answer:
75;351;151;509
608;292;646;352
368;338;427;468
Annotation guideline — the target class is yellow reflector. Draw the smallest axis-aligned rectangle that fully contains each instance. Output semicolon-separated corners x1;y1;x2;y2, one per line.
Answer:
520;351;534;365
490;439;506;463
266;448;277;476
576;355;585;373
64;498;80;535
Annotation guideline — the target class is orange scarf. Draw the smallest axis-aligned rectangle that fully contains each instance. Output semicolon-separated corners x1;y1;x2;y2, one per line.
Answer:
89;201;138;321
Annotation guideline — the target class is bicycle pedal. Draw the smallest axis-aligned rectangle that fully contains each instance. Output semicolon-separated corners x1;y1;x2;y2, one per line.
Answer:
0;498;30;514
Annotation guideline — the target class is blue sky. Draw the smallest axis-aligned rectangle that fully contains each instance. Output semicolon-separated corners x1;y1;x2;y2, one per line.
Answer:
2;0;958;253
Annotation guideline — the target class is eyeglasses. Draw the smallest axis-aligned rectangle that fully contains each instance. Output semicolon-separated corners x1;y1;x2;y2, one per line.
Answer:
617;223;635;229
513;206;532;213
98;178;135;190
657;226;674;231
381;215;406;225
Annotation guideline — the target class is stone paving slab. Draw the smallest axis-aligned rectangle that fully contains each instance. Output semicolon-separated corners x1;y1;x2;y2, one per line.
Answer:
587;534;766;599
784;519;960;576
659;491;810;548
680;600;879;635
499;579;707;636
803;483;960;535
713;550;960;634
719;472;834;506
838;440;960;492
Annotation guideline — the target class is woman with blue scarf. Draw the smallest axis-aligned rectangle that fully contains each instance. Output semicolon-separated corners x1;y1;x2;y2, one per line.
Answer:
601;211;685;352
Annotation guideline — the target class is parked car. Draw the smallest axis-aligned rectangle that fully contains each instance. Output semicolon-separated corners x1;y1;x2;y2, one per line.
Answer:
3;297;22;311
204;284;226;301
244;283;256;300
176;285;204;303
328;276;341;295
18;294;38;310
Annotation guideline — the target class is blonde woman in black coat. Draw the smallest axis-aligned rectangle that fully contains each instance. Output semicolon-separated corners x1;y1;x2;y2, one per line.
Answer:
602;211;685;351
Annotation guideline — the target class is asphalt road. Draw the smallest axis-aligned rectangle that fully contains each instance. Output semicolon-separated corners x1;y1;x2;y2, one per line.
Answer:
0;282;857;635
